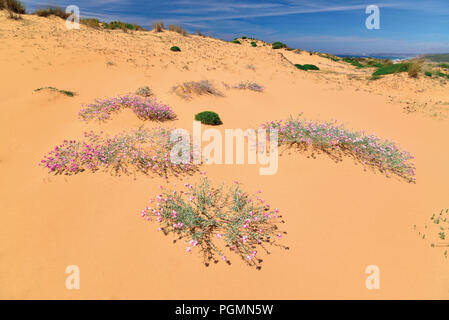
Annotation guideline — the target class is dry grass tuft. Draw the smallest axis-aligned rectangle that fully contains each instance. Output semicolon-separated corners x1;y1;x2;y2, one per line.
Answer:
168;24;188;36
171;80;222;99
152;21;164;32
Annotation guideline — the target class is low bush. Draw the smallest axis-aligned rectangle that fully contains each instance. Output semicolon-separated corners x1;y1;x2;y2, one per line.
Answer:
262;116;416;182
172;80;222;99
34;6;69;19
152;21;164;32
233;81;264;92
170;46;181;52
0;0;25;14
250;41;257;47
438;63;449;69
425;71;432;77
79;95;176;122
135;86;153;97
231;39;241;44
168;24;188;36
295;64;320;71
104;21;145;31
272;41;286;49
195;111;222;125
141;177;288;268
40;128;198;177
80;18;101;29
408;62;421;78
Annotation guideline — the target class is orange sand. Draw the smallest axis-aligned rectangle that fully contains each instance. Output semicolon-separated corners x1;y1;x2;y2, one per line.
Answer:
1;12;449;299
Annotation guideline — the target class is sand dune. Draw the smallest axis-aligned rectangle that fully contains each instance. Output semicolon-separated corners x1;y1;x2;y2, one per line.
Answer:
1;11;449;299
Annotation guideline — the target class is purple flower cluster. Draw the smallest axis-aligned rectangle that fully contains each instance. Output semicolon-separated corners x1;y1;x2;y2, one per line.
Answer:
78;94;176;122
39;128;198;177
141;176;288;269
262;116;416;182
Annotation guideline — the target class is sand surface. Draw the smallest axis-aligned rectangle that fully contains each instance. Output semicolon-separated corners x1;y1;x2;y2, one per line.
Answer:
1;12;449;299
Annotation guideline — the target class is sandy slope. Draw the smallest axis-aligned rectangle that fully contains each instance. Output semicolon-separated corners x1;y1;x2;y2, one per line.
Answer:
1;11;449;299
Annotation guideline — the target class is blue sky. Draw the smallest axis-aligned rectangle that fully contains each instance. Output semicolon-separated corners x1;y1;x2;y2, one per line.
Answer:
22;0;449;54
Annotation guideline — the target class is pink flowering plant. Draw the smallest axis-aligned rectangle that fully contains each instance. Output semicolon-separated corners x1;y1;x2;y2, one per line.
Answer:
141;177;288;269
78;94;176;122
40;128;198;177
262;115;416;182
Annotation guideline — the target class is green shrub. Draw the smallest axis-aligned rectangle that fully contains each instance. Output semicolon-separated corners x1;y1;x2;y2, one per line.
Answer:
425;71;432;77
372;63;410;76
250;41;257;47
104;21;145;31
295;64;319;71
0;0;25;14
242;36;247;39
35;87;76;97
438;63;449;69
272;41;286;49
170;46;181;52
195;111;222;125
231;39;241;44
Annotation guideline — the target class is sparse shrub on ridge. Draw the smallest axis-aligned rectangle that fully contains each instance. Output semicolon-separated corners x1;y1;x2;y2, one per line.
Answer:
140;176;288;269
251;41;257;47
170;46;181;52
171;80;222;99
0;0;26;14
104;21;145;31
34;6;69;19
39;128;198;177
231;39;241;44
262;116;416;182
152;21;164;32
168;24;188;36
195;111;222;125
79;95;176;122
272;41;287;49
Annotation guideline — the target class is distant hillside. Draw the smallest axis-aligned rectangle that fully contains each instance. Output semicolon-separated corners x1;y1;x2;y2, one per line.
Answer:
422;53;449;62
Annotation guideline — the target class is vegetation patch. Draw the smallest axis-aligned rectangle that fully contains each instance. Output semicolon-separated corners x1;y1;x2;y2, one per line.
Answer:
272;41;287;49
415;209;449;259
168;24;188;36
141;177;288;269
295;64;319;71
372;63;410;76
251;41;257;47
170;46;181;52
233;81;264;92
195;111;222;125
33;6;69;19
262;116;416;182
0;0;26;14
231;39;241;44
79;95;176;122
34;87;76;97
152;21;164;32
40;128;198;177
171;80;222;99
104;21;145;31
135;86;153;97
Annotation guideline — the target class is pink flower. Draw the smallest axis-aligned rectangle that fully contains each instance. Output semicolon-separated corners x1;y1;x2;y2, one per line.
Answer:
171;210;177;218
242;235;248;243
216;233;222;239
221;255;226;261
186;247;191;253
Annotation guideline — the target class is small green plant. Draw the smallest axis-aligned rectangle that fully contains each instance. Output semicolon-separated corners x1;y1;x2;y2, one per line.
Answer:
170;46;181;52
231;39;241;44
195;111;222;125
34;87;76;97
416;209;449;258
104;21;145;31
250;41;257;47
438;63;449;69
272;41;287;49
140;177;288;269
425;71;432;77
135;86;153;97
295;64;319;71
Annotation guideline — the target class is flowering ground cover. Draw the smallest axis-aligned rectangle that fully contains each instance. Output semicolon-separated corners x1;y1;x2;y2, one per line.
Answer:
40;128;198;177
141;176;288;269
262;116;416;182
78;95;176;122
